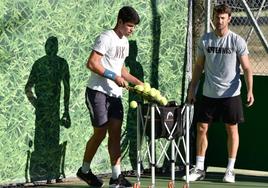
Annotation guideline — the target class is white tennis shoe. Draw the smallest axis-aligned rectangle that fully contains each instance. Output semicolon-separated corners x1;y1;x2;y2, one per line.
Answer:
223;169;235;183
182;167;206;181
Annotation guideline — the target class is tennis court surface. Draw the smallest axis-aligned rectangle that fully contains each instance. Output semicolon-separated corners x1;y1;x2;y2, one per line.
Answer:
22;167;268;188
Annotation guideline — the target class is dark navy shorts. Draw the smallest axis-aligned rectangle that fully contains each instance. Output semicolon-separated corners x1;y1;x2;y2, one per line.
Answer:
197;95;244;124
85;87;124;127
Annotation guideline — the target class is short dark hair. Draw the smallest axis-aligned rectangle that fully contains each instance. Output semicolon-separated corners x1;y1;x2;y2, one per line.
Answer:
118;6;140;24
213;4;232;17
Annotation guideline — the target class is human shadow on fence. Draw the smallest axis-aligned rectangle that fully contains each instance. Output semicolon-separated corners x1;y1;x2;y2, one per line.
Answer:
150;0;161;89
121;0;161;172
121;40;144;171
24;36;70;184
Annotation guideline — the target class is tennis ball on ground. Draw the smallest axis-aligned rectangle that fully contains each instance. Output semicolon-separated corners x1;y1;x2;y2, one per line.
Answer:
130;101;138;109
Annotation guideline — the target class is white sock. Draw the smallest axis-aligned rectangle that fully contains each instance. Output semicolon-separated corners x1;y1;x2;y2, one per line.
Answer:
81;161;91;174
196;156;205;171
227;158;236;170
111;165;121;179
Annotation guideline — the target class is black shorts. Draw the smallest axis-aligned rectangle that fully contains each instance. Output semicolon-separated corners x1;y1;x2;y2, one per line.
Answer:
197;95;244;124
85;87;124;127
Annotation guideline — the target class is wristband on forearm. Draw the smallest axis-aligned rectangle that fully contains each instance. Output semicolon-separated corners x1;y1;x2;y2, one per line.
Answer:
103;69;117;80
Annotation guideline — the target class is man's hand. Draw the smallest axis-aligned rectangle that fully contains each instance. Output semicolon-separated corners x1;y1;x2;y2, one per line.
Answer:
187;87;196;104
114;76;128;88
246;91;254;107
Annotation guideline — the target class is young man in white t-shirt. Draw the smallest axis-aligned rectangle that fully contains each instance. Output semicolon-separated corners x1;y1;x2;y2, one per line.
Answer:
184;4;254;183
77;6;143;188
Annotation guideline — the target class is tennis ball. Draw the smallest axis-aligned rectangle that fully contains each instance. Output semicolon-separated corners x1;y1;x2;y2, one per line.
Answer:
134;85;144;92
143;83;151;93
149;88;157;97
155;93;162;102
130;101;138;109
155;90;160;96
160;97;168;106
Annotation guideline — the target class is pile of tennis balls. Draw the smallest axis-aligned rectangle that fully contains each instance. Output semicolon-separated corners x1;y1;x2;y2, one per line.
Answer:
129;82;168;109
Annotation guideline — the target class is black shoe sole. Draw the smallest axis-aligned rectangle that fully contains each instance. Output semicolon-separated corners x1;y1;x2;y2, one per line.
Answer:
77;175;104;188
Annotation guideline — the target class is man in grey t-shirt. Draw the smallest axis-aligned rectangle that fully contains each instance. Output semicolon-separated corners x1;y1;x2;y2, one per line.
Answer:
184;4;254;183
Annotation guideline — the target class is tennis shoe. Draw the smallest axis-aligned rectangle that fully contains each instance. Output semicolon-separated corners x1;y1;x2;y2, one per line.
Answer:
182;167;205;181
109;174;132;188
76;167;104;187
223;169;235;183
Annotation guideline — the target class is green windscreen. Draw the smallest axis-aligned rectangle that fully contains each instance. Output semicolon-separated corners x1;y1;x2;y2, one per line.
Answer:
0;0;188;184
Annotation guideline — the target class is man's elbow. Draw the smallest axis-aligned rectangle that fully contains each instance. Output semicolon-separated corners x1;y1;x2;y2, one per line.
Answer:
243;66;253;75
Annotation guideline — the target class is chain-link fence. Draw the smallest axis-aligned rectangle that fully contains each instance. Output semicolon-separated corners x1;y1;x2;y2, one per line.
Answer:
193;0;268;75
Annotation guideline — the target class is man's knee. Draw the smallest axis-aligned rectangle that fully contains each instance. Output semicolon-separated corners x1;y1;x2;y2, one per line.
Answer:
225;124;238;136
197;122;209;135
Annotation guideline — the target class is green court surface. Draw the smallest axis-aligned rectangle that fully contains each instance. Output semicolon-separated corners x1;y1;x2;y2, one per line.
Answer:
26;167;268;188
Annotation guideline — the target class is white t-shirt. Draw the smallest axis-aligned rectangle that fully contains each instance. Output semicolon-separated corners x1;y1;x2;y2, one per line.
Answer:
87;30;129;97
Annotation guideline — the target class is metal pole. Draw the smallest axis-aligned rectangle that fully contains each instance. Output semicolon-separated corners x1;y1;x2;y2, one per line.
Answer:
186;104;190;186
245;0;266;43
184;0;193;186
241;0;268;53
171;139;175;184
151;104;155;187
137;104;141;186
205;0;211;33
186;0;193;96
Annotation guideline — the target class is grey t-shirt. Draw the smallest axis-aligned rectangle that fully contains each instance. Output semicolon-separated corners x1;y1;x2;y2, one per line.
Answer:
197;30;249;98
